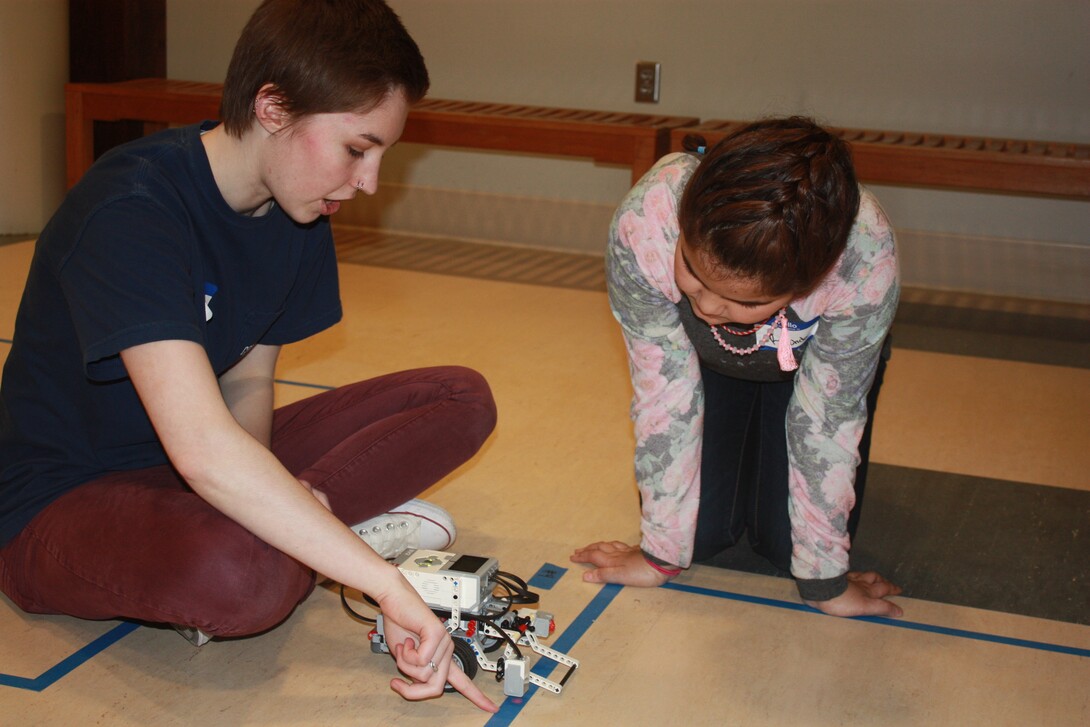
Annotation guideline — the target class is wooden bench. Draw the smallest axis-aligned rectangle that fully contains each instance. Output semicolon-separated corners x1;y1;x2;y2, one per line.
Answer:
670;121;1090;200
65;78;699;189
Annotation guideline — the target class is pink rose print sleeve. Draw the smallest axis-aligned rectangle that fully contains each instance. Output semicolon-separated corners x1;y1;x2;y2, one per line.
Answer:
786;191;899;580
607;154;705;568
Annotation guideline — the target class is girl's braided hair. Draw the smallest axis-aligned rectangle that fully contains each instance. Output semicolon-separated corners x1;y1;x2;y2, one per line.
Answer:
679;117;860;297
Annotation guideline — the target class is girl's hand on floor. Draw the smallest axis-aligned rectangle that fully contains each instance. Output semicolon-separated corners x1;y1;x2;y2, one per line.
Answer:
570;541;674;587
804;571;904;618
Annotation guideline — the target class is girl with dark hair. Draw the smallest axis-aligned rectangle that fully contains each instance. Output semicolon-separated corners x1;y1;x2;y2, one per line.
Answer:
572;117;903;618
0;0;498;710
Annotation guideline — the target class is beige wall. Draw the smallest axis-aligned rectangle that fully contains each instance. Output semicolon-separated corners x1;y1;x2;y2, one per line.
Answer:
4;1;1087;299
0;0;68;234
165;0;1090;300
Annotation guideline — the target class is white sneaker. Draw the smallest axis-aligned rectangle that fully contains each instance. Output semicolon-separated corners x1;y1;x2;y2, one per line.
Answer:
350;499;456;559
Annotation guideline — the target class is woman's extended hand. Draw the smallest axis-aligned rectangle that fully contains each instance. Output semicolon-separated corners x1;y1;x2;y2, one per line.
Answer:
570;541;674;587
375;576;498;713
804;571;904;618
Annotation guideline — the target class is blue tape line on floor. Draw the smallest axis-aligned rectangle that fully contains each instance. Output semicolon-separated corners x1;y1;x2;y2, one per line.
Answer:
663;582;1090;658
527;563;567;590
481;578;1088;725
0;621;140;692
484;582;623;726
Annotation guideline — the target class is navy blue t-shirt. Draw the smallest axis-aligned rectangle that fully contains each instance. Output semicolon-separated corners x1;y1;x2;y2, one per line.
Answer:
0;122;342;546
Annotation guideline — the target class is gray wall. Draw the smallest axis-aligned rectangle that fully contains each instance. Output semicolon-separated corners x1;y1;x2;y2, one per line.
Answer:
3;1;1087;300
166;0;1090;301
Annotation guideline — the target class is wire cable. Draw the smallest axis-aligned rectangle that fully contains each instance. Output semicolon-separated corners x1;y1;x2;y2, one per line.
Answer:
339;584;377;624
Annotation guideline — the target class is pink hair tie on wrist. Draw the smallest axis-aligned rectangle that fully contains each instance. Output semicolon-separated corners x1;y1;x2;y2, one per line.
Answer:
643;555;682;577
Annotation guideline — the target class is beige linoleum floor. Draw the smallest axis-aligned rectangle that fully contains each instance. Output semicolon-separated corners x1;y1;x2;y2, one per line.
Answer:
1;236;1088;726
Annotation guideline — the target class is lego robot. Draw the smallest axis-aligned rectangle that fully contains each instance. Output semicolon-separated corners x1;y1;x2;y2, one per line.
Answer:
366;549;579;697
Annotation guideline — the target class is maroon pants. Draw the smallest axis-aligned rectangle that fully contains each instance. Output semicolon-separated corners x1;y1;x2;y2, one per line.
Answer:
0;366;495;637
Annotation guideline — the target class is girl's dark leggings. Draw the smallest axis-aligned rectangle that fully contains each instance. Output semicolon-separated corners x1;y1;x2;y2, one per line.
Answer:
693;356;886;572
